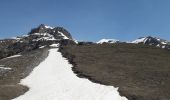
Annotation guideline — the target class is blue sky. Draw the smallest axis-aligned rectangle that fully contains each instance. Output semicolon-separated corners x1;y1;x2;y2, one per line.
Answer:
0;0;170;42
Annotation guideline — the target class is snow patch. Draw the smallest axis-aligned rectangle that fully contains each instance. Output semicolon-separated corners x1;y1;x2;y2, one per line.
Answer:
39;46;46;49
73;39;78;44
0;66;12;70
22;35;29;37
161;41;167;45
44;25;54;29
13;48;127;100
131;37;146;44
156;44;160;47
162;45;166;48
32;33;57;41
3;55;22;59
58;31;69;39
157;38;160;41
50;44;59;47
97;39;119;44
11;37;21;40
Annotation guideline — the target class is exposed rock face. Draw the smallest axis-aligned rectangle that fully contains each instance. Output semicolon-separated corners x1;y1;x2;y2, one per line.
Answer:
132;36;170;49
0;24;75;59
28;24;73;40
96;36;170;49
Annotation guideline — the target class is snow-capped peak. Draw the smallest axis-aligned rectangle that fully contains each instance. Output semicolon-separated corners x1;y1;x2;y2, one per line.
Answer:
131;36;169;44
11;37;22;40
27;24;73;40
97;39;119;44
131;37;147;44
131;36;170;49
44;25;54;29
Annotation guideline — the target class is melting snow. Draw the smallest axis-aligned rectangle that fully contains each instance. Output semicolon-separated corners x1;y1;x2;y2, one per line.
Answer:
11;37;21;40
13;47;127;100
131;37;146;44
162;45;166;48
2;55;22;60
97;39;119;44
58;31;69;39
0;66;12;70
50;43;59;47
11;37;22;42
32;33;53;37
44;25;54;29
32;33;57;41
73;39;79;44
161;41;167;45
22;35;29;37
39;46;46;49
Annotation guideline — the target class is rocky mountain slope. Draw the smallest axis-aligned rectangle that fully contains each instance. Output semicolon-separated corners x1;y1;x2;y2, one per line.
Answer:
131;36;170;49
0;24;75;59
97;36;170;49
0;24;77;99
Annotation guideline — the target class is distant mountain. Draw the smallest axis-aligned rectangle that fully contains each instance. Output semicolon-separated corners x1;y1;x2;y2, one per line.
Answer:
96;36;170;49
131;36;170;49
28;24;73;40
0;24;76;59
97;39;119;44
1;26;170;60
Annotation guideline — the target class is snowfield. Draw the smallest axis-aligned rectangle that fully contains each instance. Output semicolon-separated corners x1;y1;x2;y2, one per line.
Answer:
0;66;12;70
131;37;146;44
13;45;127;100
97;39;119;44
2;55;22;60
58;31;69;39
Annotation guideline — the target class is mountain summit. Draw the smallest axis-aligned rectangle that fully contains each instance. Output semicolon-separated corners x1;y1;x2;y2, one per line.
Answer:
131;36;170;49
97;39;119;44
0;24;75;59
28;24;73;40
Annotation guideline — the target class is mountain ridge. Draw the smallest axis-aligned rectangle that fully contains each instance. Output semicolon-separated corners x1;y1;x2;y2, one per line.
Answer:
1;24;170;100
0;24;76;59
97;36;170;49
1;24;170;60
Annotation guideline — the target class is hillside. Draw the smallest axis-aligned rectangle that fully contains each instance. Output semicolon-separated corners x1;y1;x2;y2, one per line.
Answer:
1;24;170;100
0;47;49;100
0;24;75;59
60;43;170;100
12;46;127;100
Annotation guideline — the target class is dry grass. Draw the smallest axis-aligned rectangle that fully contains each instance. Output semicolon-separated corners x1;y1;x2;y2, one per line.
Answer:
0;47;49;100
60;43;170;100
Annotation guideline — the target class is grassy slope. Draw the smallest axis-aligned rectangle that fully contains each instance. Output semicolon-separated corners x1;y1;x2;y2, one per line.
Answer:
60;43;170;100
0;47;49;100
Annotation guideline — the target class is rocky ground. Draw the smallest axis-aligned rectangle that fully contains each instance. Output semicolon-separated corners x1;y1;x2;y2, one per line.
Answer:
0;47;49;100
59;43;170;100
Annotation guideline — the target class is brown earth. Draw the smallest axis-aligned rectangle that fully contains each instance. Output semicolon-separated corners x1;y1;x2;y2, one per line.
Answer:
0;47;49;100
59;43;170;100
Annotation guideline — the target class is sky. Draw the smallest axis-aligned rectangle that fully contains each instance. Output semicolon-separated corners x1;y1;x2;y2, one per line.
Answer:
0;0;170;42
